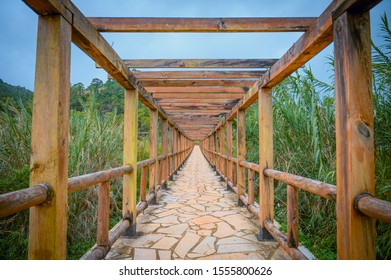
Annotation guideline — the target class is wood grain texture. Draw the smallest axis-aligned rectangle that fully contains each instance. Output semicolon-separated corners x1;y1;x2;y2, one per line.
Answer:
141;79;255;87
123;89;138;224
248;169;255;205
123;59;277;68
258;88;274;229
161;119;169;184
139;166;148;201
28;15;71;260
146;87;246;93
97;181;110;246
334;10;375;260
356;195;391;224
88;17;316;32
287;185;299;248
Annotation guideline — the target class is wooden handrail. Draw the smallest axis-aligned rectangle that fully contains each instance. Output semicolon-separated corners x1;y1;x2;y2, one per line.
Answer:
264;168;336;201
68;165;133;193
0;184;53;218
355;193;391;224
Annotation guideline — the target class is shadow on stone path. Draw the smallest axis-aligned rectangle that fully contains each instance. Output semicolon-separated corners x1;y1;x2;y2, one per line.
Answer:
106;146;290;260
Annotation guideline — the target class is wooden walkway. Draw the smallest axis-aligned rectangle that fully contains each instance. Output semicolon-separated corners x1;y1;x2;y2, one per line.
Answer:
106;146;290;260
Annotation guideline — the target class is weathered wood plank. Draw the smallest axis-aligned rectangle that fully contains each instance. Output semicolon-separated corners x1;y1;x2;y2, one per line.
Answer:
334;9;375;260
122;88;138;236
139;165;148;202
226;121;233;185
141;79;256;87
287;185;299;248
133;71;265;79
88;17;316;32
28;15;71;260
161;119;169;186
248;169;255;205
97;181;110;246
123;59;277;68
258;88;274;240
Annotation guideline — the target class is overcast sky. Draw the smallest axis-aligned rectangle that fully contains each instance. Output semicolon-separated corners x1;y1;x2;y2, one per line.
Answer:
0;0;389;91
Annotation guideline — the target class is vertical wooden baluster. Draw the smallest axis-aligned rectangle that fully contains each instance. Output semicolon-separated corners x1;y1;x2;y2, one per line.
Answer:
237;109;246;206
162;119;168;188
97;181;110;247
28;15;71;260
123;87;138;236
258;87;274;240
227;121;233;187
334;9;375;259
140;166;148;202
169;125;174;180
248;169;255;205
287;184;299;248
149;109;158;197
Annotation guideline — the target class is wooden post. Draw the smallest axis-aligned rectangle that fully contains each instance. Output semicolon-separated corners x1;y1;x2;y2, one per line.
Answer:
220;126;225;179
169;125;174;180
161;120;168;186
287;185;299;248
237;109;246;206
97;181;110;247
28;15;71;260
149;109;158;195
258;87;274;240
140;166;148;201
334;9;375;259
248;169;255;205
227;121;233;186
123;88;138;236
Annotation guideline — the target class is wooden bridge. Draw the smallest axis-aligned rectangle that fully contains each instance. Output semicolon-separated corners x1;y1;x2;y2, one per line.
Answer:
1;0;391;260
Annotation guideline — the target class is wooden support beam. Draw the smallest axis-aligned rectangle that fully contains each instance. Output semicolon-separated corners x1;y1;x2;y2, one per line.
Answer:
227;120;233;185
237;109;246;206
123;59;277;69
169;125;174;178
88;17;317;32
258;88;274;240
161;105;235;111
141;79;256;87
147;87;246;93
149;109;158;196
133;70;265;80
154;93;244;99
334;8;375;260
28;15;71;260
123;88;138;236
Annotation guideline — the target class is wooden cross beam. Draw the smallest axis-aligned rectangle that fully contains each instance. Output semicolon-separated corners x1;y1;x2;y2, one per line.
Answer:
87;17;317;33
132;71;265;79
140;79;256;87
122;59;277;68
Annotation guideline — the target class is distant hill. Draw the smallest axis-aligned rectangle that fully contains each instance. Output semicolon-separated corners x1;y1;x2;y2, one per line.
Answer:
0;79;32;101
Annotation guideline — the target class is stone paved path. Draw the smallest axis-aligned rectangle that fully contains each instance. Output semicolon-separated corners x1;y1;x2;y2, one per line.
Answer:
106;146;290;260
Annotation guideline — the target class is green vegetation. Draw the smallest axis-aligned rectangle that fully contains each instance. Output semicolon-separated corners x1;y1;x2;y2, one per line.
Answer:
0;14;390;260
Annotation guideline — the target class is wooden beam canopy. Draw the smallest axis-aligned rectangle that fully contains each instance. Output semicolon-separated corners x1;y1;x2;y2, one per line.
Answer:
88;17;317;33
123;59;277;68
132;70;265;79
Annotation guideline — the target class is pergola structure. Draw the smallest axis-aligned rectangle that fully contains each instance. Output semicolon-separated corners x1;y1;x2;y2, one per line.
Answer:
1;0;390;260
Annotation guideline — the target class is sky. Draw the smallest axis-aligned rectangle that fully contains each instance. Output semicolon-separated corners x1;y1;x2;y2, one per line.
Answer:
0;0;390;91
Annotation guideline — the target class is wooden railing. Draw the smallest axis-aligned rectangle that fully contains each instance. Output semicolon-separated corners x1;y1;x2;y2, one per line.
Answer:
0;146;193;260
200;147;391;260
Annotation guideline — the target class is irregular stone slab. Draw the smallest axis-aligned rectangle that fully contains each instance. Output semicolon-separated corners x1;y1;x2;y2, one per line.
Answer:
198;230;212;236
217;244;258;254
164;203;183;209
134;248;156;260
158;250;172;260
178;214;198;222
152;215;179;224
221;214;257;230
213;222;236;238
217;236;255;245
122;233;165;248
197;252;266;260
152;237;179;250
190;215;221;225
137;223;160;234
174;232;201;259
157;223;188;236
156;209;178;218
191;204;205;212
192;237;216;255
211;210;238;218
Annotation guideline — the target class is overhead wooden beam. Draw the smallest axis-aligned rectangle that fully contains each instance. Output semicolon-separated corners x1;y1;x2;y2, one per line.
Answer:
166;109;231;114
88;17;317;32
146;87;246;93
122;59;277;68
140;79;256;87
153;93;244;99
133;71;265;79
161;105;235;110
22;0;190;139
